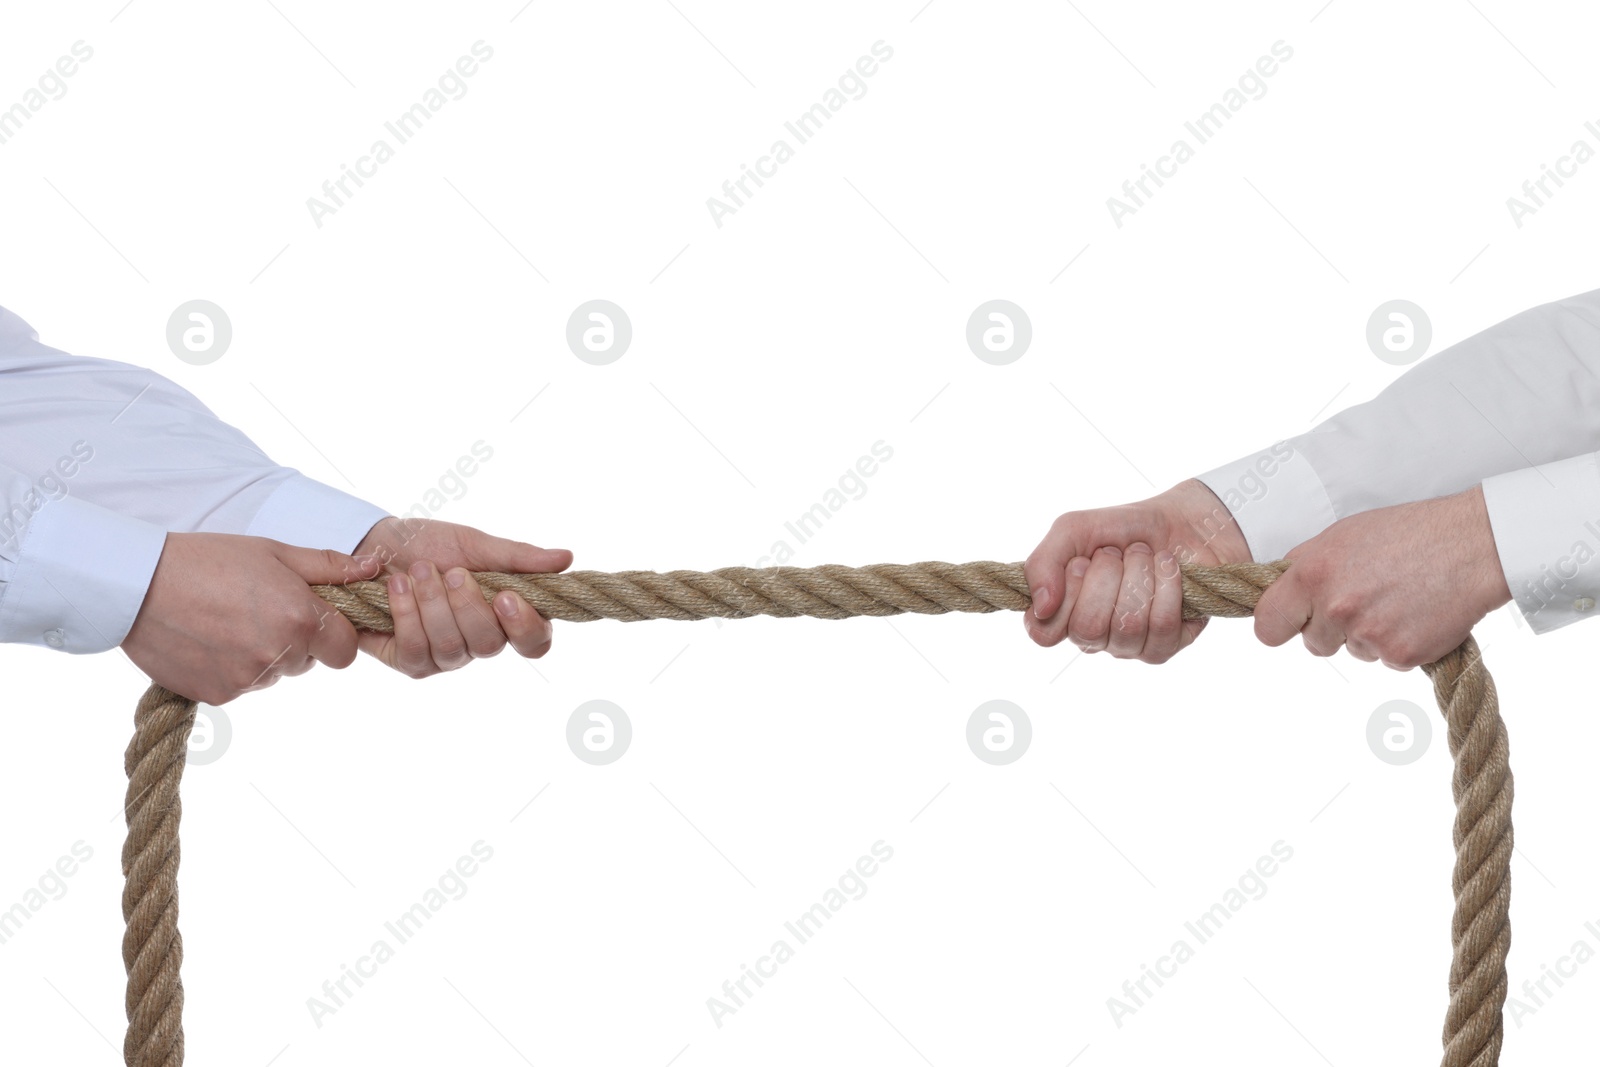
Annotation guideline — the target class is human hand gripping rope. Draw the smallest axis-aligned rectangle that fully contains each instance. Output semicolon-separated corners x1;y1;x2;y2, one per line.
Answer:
121;559;1512;1067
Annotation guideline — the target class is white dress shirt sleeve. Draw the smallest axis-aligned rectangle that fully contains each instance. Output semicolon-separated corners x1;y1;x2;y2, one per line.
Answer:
1193;286;1600;634
0;463;170;653
0;306;390;654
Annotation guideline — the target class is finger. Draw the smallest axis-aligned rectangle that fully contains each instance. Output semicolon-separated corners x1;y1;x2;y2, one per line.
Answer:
272;544;368;670
1174;616;1209;653
1024;510;1107;622
303;593;360;670
386;571;436;677
493;590;554;658
1346;635;1382;663
1141;549;1184;663
239;637;302;692
1067;546;1124;653
356;628;395;669
274;542;382;586
240;663;285;695
454;529;574;575
1106;542;1155;658
444;568;507;659
1300;609;1346;657
410;560;470;671
1025;556;1089;647
1253;573;1311;647
1024;537;1069;622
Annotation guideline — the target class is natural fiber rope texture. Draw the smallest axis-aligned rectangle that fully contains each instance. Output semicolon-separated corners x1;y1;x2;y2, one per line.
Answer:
122;560;1511;1066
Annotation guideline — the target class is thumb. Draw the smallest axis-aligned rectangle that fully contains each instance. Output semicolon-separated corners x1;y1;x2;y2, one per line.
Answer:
272;542;383;586
454;528;573;575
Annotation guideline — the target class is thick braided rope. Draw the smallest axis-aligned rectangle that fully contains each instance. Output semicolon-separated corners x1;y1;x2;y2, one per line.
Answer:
123;559;1510;1067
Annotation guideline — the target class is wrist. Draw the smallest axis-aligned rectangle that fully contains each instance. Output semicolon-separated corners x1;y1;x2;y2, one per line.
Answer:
1168;478;1253;564
1456;485;1512;614
354;515;408;568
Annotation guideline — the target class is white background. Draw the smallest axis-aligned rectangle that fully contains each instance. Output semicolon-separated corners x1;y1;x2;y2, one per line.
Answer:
2;1;1598;1064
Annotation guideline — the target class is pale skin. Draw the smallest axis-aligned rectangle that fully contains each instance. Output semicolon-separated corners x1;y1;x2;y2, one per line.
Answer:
122;515;572;705
1024;478;1512;670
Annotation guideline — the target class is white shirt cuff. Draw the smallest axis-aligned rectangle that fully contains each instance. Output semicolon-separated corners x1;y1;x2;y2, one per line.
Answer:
1480;452;1600;634
1194;442;1338;561
0;494;168;653
244;472;390;552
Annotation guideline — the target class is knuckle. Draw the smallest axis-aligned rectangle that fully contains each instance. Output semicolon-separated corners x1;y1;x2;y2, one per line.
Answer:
234;674;266;697
1325;594;1360;623
470;633;505;658
1386;640;1420;668
1147;606;1180;639
1069;617;1108;645
290;607;321;643
245;649;280;678
1024;616;1059;648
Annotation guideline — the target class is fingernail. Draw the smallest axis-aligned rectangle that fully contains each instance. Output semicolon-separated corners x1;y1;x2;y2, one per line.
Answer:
495;593;518;618
1069;558;1090;578
445;568;465;589
1128;541;1151;554
1099;546;1122;559
391;573;409;597
1031;586;1049;619
410;560;430;581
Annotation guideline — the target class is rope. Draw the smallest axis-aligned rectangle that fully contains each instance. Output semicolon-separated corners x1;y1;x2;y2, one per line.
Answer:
121;559;1511;1066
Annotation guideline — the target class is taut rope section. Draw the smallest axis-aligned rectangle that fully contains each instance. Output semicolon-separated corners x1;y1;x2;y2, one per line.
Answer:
122;560;1512;1067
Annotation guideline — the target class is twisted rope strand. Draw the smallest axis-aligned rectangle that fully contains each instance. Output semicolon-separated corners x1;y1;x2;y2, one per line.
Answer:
1423;638;1513;1066
123;559;1510;1067
121;685;193;1067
